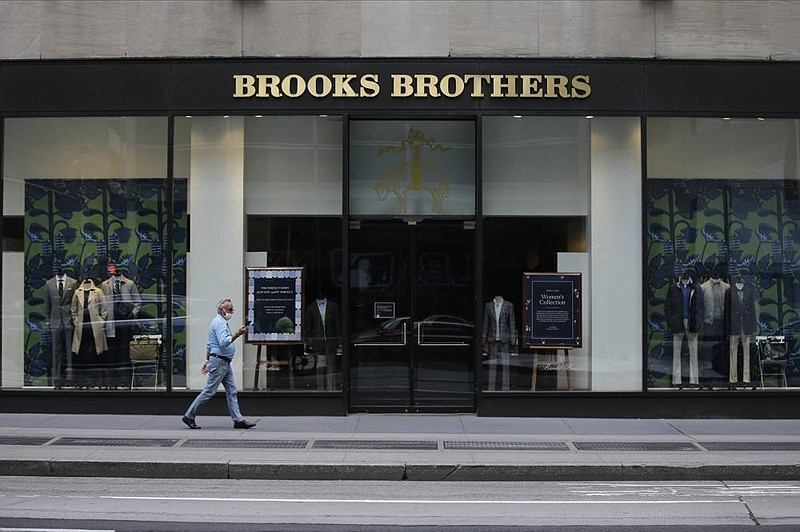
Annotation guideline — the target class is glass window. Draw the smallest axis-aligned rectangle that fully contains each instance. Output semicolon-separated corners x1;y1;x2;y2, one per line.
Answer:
483;116;642;392
2;117;170;390
350;120;475;217
174;115;343;393
646;118;800;390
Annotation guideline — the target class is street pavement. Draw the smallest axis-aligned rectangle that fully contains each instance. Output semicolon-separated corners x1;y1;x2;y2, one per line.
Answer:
1;413;800;481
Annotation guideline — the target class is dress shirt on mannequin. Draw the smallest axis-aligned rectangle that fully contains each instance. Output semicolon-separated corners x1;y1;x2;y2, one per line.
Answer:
44;269;78;387
482;295;517;391
665;273;704;388
725;277;757;385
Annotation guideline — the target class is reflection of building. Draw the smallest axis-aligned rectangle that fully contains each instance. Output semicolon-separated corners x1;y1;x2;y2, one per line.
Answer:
2;3;800;419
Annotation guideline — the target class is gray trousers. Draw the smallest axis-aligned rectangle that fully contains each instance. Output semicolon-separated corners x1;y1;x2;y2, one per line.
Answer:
487;341;511;391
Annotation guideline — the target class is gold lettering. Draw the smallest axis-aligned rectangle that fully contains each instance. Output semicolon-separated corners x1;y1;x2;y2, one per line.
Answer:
257;75;281;97
281;74;306;98
360;73;380;97
307;74;333;97
233;75;256;98
333;74;358;97
490;75;518;97
440;74;465;97
415;74;440;97
463;74;491;97
544;75;570;98
392;74;414;97
571;75;591;98
519;75;543;98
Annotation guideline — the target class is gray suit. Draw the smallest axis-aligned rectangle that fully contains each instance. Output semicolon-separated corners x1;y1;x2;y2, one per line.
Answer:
44;275;77;386
482;299;517;391
100;275;141;386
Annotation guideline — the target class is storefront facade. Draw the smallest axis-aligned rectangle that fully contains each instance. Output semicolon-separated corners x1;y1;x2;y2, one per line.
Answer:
1;59;799;417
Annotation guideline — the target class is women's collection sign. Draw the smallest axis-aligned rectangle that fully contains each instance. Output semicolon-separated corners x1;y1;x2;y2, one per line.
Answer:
246;267;304;343
523;272;582;348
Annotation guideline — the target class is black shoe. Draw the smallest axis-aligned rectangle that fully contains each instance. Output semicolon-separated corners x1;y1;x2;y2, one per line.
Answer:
233;419;256;429
182;416;201;429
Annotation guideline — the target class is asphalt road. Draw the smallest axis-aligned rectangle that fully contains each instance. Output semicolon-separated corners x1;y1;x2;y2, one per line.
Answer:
2;478;800;530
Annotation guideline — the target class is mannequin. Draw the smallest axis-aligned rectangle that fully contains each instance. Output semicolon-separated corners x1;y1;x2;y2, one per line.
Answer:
305;291;342;390
725;276;757;387
44;265;78;388
100;265;141;388
700;271;730;389
71;276;108;387
664;272;705;388
482;295;517;391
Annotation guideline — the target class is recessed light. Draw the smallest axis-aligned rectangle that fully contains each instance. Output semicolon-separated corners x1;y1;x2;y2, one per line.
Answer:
585;115;594;119
184;115;192;119
255;115;263;118
223;115;230;119
757;117;766;121
512;115;522;119
723;117;731;120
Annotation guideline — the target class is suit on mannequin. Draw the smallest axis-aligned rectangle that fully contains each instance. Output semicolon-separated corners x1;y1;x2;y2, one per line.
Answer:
725;278;757;385
44;271;77;387
100;272;141;387
482;296;516;391
700;274;730;387
305;296;342;390
665;274;705;387
71;278;108;386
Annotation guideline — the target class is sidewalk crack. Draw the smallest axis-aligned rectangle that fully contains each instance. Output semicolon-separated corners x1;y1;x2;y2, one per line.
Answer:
441;465;461;481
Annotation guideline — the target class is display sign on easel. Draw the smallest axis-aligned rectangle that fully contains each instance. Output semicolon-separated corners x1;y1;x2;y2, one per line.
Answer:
245;267;304;344
523;272;582;349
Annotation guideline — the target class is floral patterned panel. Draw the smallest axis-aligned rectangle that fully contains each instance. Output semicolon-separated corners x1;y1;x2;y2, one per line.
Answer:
23;178;187;387
647;179;799;389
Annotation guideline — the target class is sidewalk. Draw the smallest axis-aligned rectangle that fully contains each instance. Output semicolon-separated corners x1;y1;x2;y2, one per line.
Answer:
1;413;800;481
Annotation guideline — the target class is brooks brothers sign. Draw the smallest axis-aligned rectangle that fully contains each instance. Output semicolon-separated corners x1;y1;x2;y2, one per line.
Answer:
233;73;591;99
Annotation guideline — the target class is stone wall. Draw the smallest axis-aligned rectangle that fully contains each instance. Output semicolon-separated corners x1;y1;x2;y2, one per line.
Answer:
0;0;799;61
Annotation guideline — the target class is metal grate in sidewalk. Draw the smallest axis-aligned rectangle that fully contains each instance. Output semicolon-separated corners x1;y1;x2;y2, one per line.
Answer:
0;436;53;446
572;441;700;452
52;437;179;447
181;439;308;449
444;441;569;450
313;440;438;450
699;441;800;451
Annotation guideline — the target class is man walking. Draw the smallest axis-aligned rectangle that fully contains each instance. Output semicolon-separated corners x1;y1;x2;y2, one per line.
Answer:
182;298;256;429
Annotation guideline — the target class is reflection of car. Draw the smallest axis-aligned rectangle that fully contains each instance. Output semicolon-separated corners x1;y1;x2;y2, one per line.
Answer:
98;294;189;334
417;315;473;344
356;315;473;345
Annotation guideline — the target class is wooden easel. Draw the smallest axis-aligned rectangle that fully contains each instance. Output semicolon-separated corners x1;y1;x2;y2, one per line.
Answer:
253;344;294;390
531;347;573;391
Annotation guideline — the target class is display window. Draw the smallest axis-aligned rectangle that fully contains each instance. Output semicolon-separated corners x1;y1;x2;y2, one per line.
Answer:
646;118;800;390
2;117;173;389
173;115;343;393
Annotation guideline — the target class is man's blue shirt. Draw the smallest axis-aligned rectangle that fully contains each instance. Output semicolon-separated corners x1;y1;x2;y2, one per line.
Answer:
208;314;236;357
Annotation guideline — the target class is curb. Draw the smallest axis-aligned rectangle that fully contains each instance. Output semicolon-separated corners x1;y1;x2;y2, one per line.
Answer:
3;460;800;481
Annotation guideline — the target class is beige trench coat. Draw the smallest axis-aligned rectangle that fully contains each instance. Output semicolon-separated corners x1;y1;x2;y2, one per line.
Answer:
70;280;108;355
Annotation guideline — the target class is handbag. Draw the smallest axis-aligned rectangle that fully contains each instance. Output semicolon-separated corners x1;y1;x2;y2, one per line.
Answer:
129;335;160;361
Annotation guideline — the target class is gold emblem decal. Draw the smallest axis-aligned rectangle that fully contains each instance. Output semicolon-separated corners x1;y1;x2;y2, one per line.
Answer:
374;129;451;214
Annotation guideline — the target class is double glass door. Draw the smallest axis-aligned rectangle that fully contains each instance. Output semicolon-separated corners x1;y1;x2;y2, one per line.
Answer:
348;220;476;411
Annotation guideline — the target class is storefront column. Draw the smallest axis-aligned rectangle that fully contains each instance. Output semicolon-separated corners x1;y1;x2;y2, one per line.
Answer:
185;117;244;390
590;118;642;391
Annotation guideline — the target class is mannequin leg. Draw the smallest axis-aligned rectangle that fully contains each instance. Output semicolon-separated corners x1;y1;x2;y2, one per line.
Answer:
499;343;510;391
672;332;684;386
487;342;498;391
687;332;699;385
742;335;752;383
729;335;740;383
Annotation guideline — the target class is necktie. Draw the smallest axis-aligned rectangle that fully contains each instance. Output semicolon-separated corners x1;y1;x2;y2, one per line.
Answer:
58;280;64;299
114;280;120;295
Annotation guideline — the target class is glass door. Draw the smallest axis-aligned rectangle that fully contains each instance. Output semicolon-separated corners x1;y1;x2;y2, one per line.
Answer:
348;219;475;411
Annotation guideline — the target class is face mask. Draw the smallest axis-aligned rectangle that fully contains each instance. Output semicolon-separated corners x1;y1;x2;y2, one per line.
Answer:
222;310;233;321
